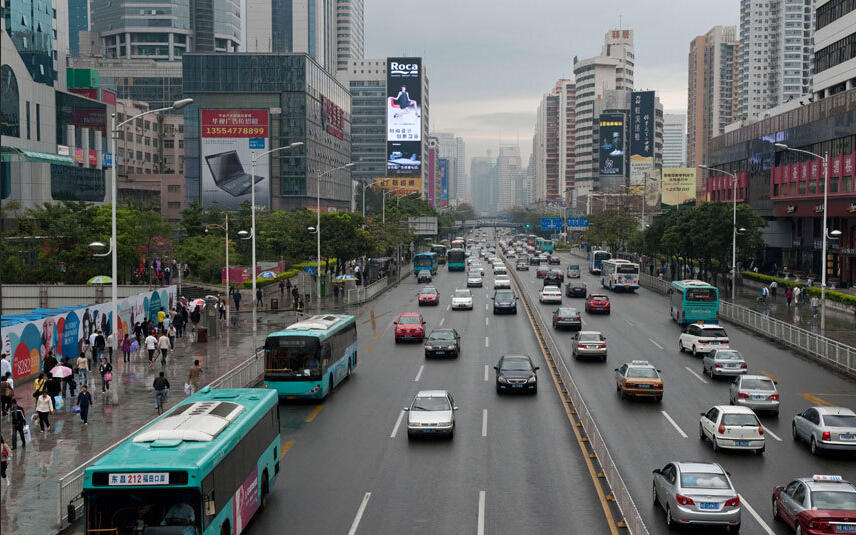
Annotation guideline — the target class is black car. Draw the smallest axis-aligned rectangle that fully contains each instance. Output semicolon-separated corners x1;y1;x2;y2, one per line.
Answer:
515;260;529;271
552;307;582;330
543;271;563;288
529;256;541;266
492;290;518;314
566;282;587;298
495;355;539;394
424;329;461;358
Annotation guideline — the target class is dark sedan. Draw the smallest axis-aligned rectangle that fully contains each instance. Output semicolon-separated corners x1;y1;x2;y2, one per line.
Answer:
495;355;539;394
566;282;587;298
424;329;461;358
492;290;518;314
529;256;541;266
552;307;582;330
515;260;529;271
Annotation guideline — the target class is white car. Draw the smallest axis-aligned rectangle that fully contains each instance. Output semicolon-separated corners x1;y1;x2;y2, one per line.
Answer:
469;262;485;276
451;289;474;310
540;286;563;304
699;405;765;454
506;251;516;258
494;264;507;275
678;324;730;357
494;276;512;290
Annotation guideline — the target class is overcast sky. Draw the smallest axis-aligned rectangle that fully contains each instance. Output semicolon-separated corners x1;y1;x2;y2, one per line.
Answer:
366;0;740;166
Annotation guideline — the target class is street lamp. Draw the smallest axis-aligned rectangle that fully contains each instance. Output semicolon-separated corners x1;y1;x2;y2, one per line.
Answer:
382;185;411;224
699;164;741;301
774;143;842;331
205;214;232;328
314;162;356;315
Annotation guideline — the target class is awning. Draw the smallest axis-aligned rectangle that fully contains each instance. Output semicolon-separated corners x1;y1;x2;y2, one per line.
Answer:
0;146;76;165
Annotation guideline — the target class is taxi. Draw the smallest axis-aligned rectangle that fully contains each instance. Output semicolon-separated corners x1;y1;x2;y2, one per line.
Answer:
772;475;856;534
615;360;663;401
394;312;426;342
417;287;440;306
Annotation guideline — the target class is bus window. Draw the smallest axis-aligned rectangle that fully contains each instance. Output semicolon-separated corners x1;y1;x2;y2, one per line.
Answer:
265;336;321;378
86;487;202;534
686;289;717;302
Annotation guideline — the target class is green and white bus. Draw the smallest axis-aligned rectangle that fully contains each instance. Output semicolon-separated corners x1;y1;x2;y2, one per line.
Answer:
447;248;467;271
264;314;357;399
82;387;280;535
669;280;720;325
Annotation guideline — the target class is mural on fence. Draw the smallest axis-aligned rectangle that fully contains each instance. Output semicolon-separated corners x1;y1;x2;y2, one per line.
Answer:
1;287;175;381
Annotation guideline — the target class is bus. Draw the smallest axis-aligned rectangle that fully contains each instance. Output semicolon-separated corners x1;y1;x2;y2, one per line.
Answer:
447;248;467;271
264;314;357;399
536;238;555;253
452;236;466;249
669;280;720;325
600;259;639;292
82;387;279;535
588;250;612;274
430;244;448;264
413;252;439;275
527;234;538;247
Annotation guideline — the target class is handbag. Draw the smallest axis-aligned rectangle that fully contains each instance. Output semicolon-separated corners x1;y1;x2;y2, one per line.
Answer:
22;424;32;442
104;372;113;381
72;405;81;414
54;396;65;410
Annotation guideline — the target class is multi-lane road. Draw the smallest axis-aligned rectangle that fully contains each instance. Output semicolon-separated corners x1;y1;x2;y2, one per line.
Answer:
250;229;854;535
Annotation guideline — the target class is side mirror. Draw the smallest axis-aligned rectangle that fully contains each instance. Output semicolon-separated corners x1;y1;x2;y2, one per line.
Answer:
493;366;498;370
453;406;459;411
652;469;661;475
393;321;398;325
613;368;619;372
533;366;540;371
657;369;662;373
403;407;409;411
700;412;706;416
774;485;785;491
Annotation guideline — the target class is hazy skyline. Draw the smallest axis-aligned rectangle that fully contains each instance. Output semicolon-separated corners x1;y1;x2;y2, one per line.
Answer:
366;0;740;165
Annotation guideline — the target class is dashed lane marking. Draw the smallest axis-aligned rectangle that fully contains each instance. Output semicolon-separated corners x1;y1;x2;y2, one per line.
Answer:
481;409;488;437
799;393;836;406
485;336;489;348
760;370;781;383
414;365;424;382
304;405;324;423
661;410;688;438
738;494;777;535
684;366;708;384
484;365;489;381
280;439;295;459
390;410;405;438
347;492;372;535
649;338;664;350
477;491;486;535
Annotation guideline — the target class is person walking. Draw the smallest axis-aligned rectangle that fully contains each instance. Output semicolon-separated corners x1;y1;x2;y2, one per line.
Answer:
256;288;263;308
158;331;171;367
32;373;47;399
218;297;226;320
35;391;54;432
61;358;76;398
157;307;166;331
76;385;93;424
785;287;794;308
187;360;203;394
1;436;9;482
0;353;10;380
285;278;292;299
145;331;158;364
153;372;170;409
168;324;176;350
769;280;778;300
76;352;90;388
811;294;820;317
9;400;26;449
99;358;113;393
292;286;299;310
94;330;106;362
42;351;58;378
793;285;801;306
333;283;339;303
233;290;242;311
279;280;285;298
122;334;132;363
0;376;13;416
106;331;116;363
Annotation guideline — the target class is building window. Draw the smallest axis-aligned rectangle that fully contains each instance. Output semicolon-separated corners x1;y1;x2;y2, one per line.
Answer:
25;101;31;139
843;176;852;192
35;103;40;141
1;65;20;137
830;176;839;193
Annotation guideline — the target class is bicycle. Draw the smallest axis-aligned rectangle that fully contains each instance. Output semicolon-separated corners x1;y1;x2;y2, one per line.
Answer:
155;390;167;415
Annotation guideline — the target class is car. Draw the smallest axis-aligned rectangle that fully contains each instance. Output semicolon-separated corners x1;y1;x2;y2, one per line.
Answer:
544;269;564;286
494;355;539;394
615;360;663;399
529;256;541;266
729;374;780;415
699;405;765;454
566;282;587;298
470;262;485;275
567;264;581;278
652;461;741;532
572;331;607;361
772;475;856;534
536;266;551;278
537;254;549;264
540;286;563;304
493;264;508;275
467;271;483;287
492;290;518;314
792;406;856;455
424;329;461;358
405;390;457;439
552;307;582;331
585;294;611;314
679;324;730;356
417;286;440;306
702;349;747;378
515;260;529;271
547;255;561;265
506;251;516;259
416;270;432;283
494;276;512;290
394;312;426;343
450;288;474;310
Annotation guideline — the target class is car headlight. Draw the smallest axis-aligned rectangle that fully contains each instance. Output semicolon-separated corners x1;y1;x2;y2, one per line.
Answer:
498;376;508;383
527;376;536;383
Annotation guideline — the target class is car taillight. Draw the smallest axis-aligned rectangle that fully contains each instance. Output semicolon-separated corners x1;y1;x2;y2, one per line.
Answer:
737;392;749;399
597;344;606;349
675;494;695;506
577;345;586;349
740;363;748;369
681;310;686;319
654;384;663;390
822;431;831;441
718;424;726;434
768;394;779;400
699;340;710;344
758;426;764;436
809;520;832;531
723;339;729;344
724;496;740;508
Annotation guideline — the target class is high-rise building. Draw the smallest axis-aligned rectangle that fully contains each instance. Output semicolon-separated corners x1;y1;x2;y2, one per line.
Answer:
532;78;575;205
662;113;687;168
470;154;495;215
572;29;634;197
68;0;88;56
496;145;522;212
813;0;856;100
687;25;739;175
245;0;340;70
738;0;814;120
455;136;467;203
336;0;364;70
434;133;467;206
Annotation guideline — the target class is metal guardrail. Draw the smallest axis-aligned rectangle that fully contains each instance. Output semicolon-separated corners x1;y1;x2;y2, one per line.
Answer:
56;351;264;531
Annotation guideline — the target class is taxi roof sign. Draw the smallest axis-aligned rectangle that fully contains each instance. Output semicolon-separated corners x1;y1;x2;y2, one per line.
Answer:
631;360;650;365
813;475;844;482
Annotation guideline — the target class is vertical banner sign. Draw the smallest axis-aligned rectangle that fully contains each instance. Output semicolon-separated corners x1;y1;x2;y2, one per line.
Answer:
630;91;655;189
387;57;422;178
438;158;449;207
598;113;625;176
200;109;270;210
661;168;697;208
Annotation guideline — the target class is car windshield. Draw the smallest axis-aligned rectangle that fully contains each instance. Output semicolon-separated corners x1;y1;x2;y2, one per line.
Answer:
701;328;728;337
591;296;608;302
570;265;579;269
626;367;658;378
411;396;450;411
722;413;760;426
399;316;421;325
740;378;775;390
578;333;603;342
501;359;532;371
454;290;470;298
714;350;742;360
429;331;455;341
811;491;856;510
680;473;731;489
420;289;437;295
496;292;514;300
822;414;856;427
543;287;559;292
469;271;481;277
557;308;578;316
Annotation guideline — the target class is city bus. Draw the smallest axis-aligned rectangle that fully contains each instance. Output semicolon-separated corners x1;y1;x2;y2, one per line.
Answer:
588;250;612;274
430;244;448;264
82;387;279;535
536;238;555;253
600;259;640;292
669;280;720;325
413;252;439;275
264;314;357;399
452;236;466;249
447;248;467;271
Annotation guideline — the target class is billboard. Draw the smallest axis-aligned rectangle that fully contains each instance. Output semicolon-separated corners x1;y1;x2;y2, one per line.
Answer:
630;91;656;188
599;113;625;176
438;158;449;207
661;168;697;207
373;176;421;196
200;109;270;210
387;57;422;178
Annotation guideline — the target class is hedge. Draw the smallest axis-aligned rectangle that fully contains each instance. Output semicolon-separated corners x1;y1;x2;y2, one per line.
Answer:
240;260;341;289
741;271;856;307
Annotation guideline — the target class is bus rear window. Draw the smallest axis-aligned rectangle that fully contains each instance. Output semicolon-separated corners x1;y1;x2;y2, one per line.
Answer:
686;289;717;301
617;266;638;273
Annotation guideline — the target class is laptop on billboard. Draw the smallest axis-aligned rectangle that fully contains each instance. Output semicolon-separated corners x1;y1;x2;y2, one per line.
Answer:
204;150;263;197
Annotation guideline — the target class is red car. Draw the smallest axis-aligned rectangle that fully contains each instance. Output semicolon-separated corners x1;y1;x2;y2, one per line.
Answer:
394;312;426;342
585;294;611;314
418;287;440;306
536;266;551;279
547;255;561;265
772;475;856;534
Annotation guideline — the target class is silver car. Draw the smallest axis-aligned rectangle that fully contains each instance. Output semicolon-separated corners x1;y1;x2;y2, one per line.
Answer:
702;349;747;378
572;331;607;360
467;271;483;287
728;374;780;415
652;461;741;532
792;406;856;454
405;390;458;439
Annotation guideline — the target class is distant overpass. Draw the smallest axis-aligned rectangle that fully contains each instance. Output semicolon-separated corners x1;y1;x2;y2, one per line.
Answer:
454;217;519;229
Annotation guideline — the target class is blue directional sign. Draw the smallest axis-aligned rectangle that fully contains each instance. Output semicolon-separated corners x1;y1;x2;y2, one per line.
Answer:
566;217;590;230
541;217;563;231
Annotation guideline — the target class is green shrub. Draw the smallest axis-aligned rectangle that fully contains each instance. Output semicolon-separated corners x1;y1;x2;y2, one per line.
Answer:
242;268;300;289
741;271;856;307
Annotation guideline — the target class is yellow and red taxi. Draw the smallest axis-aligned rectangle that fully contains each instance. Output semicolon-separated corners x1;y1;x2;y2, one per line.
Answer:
615;360;663;401
418;287;440;306
586;293;611;314
394;312;426;342
773;475;856;534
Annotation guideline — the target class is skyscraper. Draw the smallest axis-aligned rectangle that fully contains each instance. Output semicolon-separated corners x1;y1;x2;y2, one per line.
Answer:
470;154;495;215
68;0;88;56
434;133;467;207
245;0;339;70
336;0;365;70
813;0;856;100
496;145;523;212
662;113;687;168
532;78;575;205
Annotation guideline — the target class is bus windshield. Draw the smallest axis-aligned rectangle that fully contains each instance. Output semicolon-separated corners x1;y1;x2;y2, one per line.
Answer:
265;336;321;377
86;488;201;535
447;250;466;262
414;256;433;267
686;288;717;302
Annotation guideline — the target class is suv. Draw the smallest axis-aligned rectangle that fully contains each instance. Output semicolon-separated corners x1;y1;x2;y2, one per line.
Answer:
492;290;518;314
543;271;562;288
529;255;540;266
678;324;730;357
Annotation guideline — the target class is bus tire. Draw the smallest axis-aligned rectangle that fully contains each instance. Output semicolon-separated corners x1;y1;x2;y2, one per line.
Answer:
347;362;352;378
260;470;270;510
329;377;334;396
221;521;230;535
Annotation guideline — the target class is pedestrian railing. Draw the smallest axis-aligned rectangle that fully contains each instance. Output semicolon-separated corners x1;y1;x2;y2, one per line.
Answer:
56;351;264;531
344;276;388;304
638;272;671;295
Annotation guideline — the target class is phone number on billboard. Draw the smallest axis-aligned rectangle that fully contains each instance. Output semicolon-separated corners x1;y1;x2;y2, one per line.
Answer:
203;126;266;136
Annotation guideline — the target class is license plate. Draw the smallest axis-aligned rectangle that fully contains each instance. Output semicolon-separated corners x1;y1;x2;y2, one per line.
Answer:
699;502;718;510
587;345;598;349
637;384;651;389
513;384;523;388
751;395;766;400
836;525;856;532
422;429;436;433
735;440;749;447
726;363;736;368
709;341;719;345
840;434;856;440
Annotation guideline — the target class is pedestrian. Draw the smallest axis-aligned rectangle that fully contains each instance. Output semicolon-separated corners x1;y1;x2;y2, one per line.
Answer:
35;390;54;432
162;311;171;332
807;277;813;287
9;400;26;449
333;283;340;302
297;297;305;312
94;330;106;362
145;331;158;363
168;324;176;350
770;280;778;300
180;306;189;336
292;286;299;309
218;297;226;320
153;372;170;408
2;372;12;389
1;436;8;482
793;285;801;305
233;290;242;311
32;373;46;399
164;265;171;286
190;307;201;331
811;294;820;317
158;331;171;366
286;278;292;296
785;287;793;308
759;285;769;304
134;321;143;345
122;334;132;363
0;376;13;415
0;353;10;380
279;280;285;297
76;385;93;424
256;288;263;308
158;307;166;331
42;351;57;377
61;359;76;398
187;360;202;394
76;351;90;388
88;329;98;350
106;330;115;363
99;358;113;392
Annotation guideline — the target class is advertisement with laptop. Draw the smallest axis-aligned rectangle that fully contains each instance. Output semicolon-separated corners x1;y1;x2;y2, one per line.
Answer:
200;109;270;210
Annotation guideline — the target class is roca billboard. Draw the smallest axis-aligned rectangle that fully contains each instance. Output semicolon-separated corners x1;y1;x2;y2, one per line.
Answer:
387;57;422;178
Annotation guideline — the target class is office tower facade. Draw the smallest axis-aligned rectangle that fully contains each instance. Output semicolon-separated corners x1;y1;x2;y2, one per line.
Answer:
496;145;522;212
738;0;814;120
336;0;364;70
533;78;576;205
813;0;856;100
245;0;339;70
434;132;467;207
470;154;495;215
662;113;687;168
455;136;467;203
68;0;88;56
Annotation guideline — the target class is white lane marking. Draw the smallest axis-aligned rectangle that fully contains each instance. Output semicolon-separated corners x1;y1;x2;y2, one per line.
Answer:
625;319;635;327
477;490;486;535
414;365;424;382
390;410;405;438
484;365;489;381
738;494;776;535
482;409;488;437
485;317;489;326
485;302;489;311
649;338;664;350
439;317;446;326
684;366;708;384
446;304;451;311
347;492;372;535
485;336;489;348
661;411;688;439
765;428;783;442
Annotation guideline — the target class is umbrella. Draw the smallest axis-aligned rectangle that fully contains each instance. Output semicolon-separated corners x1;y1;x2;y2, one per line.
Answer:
189;298;205;310
130;340;139;353
333;274;357;282
87;275;113;285
258;271;278;279
50;365;73;378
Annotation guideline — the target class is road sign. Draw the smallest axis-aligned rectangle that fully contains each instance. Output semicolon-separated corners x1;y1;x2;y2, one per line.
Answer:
541;217;563;231
567;217;590;231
